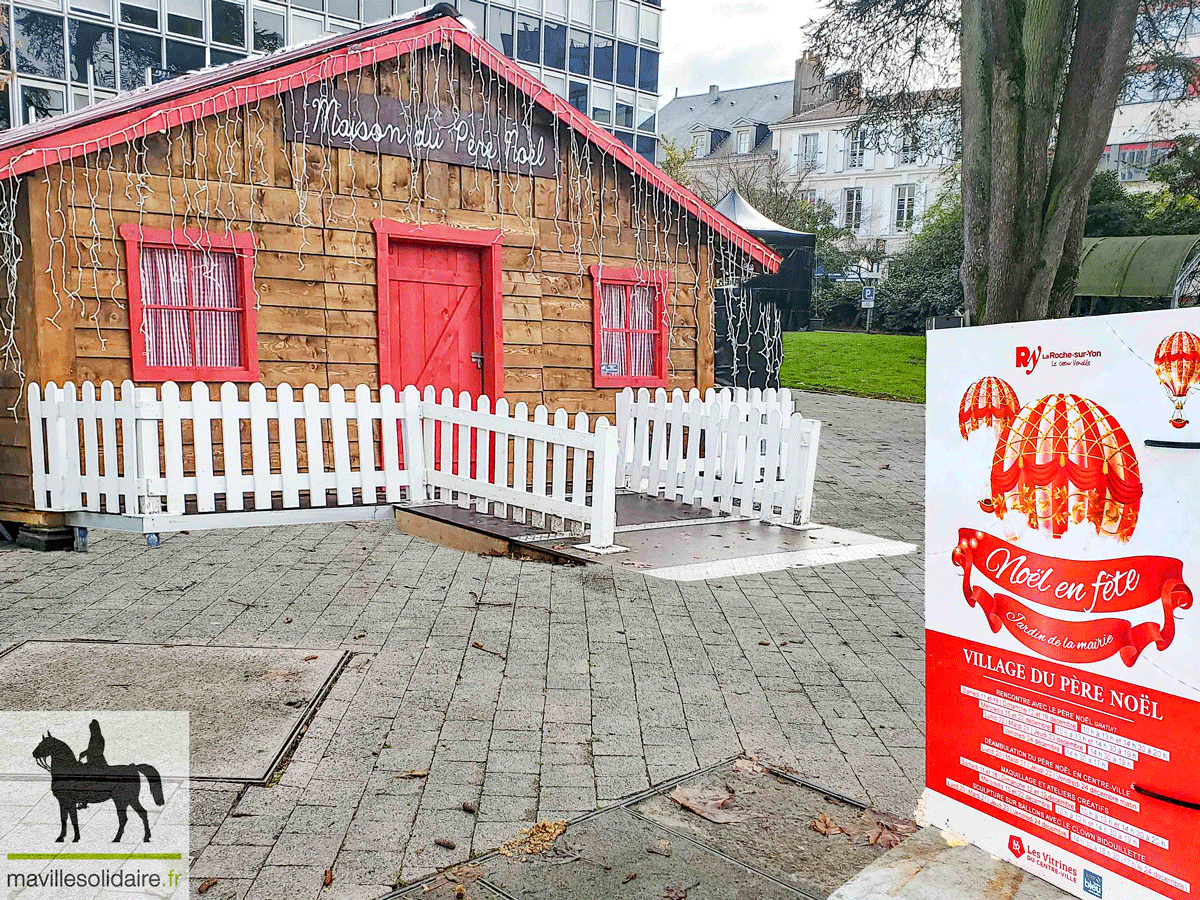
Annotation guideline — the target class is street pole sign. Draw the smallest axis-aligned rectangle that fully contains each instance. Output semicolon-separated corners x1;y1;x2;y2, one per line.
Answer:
926;308;1200;900
861;286;876;332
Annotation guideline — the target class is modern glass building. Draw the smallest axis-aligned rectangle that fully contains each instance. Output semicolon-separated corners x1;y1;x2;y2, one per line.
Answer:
0;0;662;157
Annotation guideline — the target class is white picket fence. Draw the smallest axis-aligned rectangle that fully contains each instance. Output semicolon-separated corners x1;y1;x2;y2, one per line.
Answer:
615;386;821;526
28;381;618;550
27;380;822;550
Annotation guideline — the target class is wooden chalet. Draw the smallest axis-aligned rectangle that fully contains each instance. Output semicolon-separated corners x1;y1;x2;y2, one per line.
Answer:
0;3;779;527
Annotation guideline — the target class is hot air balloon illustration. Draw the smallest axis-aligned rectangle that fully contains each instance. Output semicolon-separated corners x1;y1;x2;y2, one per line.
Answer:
1154;331;1200;429
959;376;1021;439
959;377;1021;513
988;394;1142;542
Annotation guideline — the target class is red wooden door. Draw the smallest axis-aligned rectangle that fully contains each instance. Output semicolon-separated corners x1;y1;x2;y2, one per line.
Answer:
384;239;485;396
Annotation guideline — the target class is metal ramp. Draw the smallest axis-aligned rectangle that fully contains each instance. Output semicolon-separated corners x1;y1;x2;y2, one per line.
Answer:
396;492;917;581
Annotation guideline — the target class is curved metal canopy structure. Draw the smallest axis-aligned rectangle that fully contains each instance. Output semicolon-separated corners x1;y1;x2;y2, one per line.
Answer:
1076;235;1200;307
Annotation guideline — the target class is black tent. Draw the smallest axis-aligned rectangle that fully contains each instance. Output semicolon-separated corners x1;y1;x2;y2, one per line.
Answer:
712;191;816;389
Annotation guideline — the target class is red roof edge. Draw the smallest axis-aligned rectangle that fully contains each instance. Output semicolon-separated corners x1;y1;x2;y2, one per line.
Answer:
0;13;780;272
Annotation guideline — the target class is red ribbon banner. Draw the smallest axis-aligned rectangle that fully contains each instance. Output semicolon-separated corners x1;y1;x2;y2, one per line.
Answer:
951;529;1193;667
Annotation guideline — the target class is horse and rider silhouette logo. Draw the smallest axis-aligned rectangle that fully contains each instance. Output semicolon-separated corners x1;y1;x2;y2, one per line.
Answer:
31;719;164;843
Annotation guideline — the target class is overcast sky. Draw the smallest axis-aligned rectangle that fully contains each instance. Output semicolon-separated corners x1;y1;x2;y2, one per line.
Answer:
659;0;827;104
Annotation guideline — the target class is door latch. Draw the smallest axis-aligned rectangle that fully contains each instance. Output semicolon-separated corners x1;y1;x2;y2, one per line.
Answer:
472;352;484;370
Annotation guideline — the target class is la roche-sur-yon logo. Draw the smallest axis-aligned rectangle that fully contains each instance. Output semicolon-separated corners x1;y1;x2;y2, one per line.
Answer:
1016;346;1042;374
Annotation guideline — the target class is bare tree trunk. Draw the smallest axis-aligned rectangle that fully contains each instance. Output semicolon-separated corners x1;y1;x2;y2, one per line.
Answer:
960;0;991;325
969;0;1139;324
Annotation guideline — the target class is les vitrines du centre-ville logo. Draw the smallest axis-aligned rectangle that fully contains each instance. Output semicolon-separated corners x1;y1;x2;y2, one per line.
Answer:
0;712;189;899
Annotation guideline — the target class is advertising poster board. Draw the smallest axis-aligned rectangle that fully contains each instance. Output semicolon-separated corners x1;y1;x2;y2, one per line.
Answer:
926;308;1200;900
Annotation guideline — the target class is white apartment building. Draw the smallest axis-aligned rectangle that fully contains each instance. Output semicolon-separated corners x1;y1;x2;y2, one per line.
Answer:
771;100;955;258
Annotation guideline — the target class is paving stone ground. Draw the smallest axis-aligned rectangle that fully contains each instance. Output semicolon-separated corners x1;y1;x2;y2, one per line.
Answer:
0;391;926;900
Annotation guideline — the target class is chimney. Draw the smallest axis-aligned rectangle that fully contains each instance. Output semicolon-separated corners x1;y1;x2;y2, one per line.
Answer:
793;53;825;115
708;84;720;103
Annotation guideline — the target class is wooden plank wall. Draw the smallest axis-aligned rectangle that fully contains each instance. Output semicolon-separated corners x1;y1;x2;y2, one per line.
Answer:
6;42;719;513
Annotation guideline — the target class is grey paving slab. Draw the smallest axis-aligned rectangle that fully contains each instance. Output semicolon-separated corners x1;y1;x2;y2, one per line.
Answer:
0;641;345;782
0;391;929;900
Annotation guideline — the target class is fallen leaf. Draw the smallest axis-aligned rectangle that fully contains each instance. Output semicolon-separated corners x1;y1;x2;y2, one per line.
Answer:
623;873;638;883
732;756;765;777
455;887;466;899
197;878;218;894
868;823;902;848
354;631;367;640
758;641;769;646
462;801;477;815
396;769;430;779
323;869;333;887
813;813;845;836
879;464;891;470
303;654;318;661
668;786;744;824
664;882;699;899
435;837;457;850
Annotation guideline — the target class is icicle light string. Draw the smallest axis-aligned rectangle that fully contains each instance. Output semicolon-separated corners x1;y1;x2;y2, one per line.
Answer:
2;24;764;408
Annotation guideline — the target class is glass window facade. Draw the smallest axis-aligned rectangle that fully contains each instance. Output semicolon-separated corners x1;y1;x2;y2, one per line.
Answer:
0;0;663;159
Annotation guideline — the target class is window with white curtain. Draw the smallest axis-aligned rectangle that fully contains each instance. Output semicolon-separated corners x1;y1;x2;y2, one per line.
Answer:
591;265;667;386
844;187;863;231
120;224;257;380
894;184;916;231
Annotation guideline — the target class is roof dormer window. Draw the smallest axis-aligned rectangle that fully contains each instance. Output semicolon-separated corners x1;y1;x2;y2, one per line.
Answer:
737;129;752;154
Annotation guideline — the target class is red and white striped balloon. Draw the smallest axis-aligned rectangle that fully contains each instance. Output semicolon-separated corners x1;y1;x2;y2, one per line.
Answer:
958;376;1021;439
1154;331;1200;429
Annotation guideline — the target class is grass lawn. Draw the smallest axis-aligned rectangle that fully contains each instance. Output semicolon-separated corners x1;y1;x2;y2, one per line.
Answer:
780;331;927;403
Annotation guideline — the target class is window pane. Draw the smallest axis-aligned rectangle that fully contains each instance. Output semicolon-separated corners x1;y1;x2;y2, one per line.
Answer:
142;248;194;369
615;129;634;148
595;0;612;33
591;83;611;123
0;10;11;71
119;1;156;28
15;9;66;79
569;79;586;113
639;6;658;44
567;27;588;75
19;81;65;122
615;90;632;127
293;0;322;13
593;34;612;81
252;6;284;51
290;12;323;42
516;14;540;63
165;39;204;73
192;252;243;369
599;283;626;376
459;0;484;33
570;0;589;25
629;284;654;377
328;0;356;20
545;0;565;19
543;19;565;68
615;40;635;87
167;12;203;38
635;134;656;163
0;86;11;130
118;28;159;89
636;96;654;132
211;0;245;47
638;47;657;93
490;7;513;56
71;0;112;21
616;0;635;39
210;46;241;64
69;19;115;87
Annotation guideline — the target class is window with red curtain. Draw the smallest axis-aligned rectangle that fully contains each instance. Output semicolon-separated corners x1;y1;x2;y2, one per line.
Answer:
590;265;669;388
119;224;259;382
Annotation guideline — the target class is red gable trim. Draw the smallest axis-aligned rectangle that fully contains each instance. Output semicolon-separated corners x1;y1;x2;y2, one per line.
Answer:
0;15;779;273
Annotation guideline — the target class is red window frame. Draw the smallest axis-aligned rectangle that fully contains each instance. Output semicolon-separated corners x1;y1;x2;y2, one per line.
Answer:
119;223;259;382
590;264;669;389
